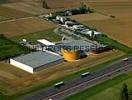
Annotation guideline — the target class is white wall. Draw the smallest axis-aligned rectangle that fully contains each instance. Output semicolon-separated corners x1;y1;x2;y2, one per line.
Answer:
10;59;34;74
37;39;55;46
44;50;61;56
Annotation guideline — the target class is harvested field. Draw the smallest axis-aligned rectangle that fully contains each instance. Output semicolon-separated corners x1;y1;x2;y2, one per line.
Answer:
47;0;81;9
85;0;130;2
70;13;110;22
2;2;49;15
0;50;125;95
0;17;56;38
71;0;132;48
2;0;81;15
0;6;31;18
84;18;132;48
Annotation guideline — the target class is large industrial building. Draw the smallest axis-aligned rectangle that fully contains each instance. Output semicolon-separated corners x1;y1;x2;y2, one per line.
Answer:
10;51;63;73
10;38;110;73
37;39;108;62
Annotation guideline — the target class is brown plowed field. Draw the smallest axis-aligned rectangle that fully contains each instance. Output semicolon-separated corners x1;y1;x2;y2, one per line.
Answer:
47;0;81;9
71;0;132;48
2;0;81;15
0;17;56;38
70;13;110;22
0;6;31;18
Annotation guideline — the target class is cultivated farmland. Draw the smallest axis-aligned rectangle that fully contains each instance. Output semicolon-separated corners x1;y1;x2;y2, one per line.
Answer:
70;13;110;22
2;2;49;15
70;0;132;48
0;6;31;18
1;0;81;15
47;0;81;9
0;17;56;38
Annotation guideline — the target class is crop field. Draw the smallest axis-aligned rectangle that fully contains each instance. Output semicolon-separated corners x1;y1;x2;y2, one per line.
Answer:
71;0;132;48
70;13;110;22
0;6;31;18
47;0;81;9
0;17;56;38
1;0;81;15
2;2;49;15
0;50;125;96
12;29;62;44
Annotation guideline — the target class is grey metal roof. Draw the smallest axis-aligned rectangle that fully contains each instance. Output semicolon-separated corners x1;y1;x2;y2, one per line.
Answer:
61;40;95;47
58;40;97;51
45;40;98;53
12;51;63;68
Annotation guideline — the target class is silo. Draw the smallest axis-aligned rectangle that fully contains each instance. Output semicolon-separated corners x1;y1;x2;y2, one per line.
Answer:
62;49;80;62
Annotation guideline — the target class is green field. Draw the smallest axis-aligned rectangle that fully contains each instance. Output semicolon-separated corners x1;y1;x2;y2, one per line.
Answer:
0;34;30;60
12;29;62;44
66;73;132;100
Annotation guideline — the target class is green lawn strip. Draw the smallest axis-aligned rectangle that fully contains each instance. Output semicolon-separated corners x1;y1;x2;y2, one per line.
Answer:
66;74;132;100
96;35;132;54
6;54;126;99
0;35;30;60
12;29;62;44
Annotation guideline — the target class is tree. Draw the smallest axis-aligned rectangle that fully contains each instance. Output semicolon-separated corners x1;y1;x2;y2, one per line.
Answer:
79;1;87;13
120;83;129;100
42;0;49;9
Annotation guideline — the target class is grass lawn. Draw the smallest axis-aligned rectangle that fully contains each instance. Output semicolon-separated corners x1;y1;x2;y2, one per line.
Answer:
12;29;62;44
66;73;132;100
0;34;30;60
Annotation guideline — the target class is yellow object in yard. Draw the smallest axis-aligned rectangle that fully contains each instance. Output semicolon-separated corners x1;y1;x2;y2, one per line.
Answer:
62;50;80;62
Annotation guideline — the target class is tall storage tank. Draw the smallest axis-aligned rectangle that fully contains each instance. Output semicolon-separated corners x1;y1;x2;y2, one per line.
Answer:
62;50;80;62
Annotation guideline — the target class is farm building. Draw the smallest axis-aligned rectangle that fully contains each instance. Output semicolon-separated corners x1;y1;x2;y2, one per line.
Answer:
10;51;63;73
38;39;98;53
37;39;108;57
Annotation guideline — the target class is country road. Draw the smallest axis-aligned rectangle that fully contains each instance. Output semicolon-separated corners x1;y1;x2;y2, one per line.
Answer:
21;57;132;100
